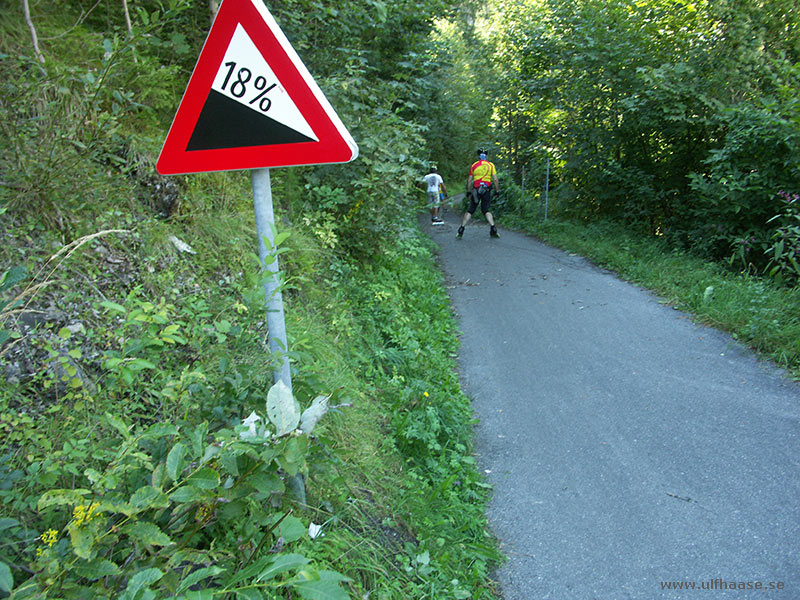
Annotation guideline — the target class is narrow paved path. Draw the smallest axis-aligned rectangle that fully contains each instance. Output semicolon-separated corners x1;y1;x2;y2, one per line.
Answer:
423;211;800;599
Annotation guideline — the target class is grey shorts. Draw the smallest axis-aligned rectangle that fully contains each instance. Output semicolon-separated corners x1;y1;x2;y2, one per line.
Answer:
427;191;441;208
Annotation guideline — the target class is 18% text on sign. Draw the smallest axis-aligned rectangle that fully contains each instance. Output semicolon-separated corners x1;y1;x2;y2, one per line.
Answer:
220;61;278;112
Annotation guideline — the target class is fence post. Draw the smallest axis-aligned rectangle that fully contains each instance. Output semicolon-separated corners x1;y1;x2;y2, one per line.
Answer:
544;156;550;221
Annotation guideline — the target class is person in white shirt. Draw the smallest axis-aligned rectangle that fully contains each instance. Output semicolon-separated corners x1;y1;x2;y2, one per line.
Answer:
422;166;447;224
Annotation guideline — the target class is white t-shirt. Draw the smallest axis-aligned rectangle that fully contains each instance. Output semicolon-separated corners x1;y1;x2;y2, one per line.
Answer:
423;173;443;194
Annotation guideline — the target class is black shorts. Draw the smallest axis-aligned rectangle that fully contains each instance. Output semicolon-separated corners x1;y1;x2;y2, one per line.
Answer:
468;185;492;215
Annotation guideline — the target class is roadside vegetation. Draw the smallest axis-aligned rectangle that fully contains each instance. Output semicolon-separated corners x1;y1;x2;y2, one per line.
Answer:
0;202;501;598
0;1;500;598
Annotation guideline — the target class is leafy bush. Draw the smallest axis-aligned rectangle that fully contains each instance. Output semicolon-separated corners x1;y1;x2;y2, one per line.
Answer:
728;190;800;285
0;229;352;598
764;191;800;285
1;383;348;599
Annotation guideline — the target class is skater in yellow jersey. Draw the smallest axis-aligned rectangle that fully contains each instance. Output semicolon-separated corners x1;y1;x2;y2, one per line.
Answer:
457;148;500;239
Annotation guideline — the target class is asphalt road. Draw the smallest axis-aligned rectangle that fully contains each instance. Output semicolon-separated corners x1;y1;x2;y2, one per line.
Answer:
423;211;800;599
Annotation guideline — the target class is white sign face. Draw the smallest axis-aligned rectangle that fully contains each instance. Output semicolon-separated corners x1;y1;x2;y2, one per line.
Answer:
211;24;318;142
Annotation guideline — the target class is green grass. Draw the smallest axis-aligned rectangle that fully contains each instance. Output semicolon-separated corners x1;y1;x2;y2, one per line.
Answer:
504;214;800;377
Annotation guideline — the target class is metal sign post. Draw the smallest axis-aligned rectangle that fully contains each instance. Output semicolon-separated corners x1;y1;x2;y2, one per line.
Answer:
251;167;292;391
157;0;358;393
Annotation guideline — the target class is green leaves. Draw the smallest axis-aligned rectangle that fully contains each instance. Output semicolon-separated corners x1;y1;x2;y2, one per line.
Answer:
299;394;331;434
492;0;800;267
762;191;800;285
221;552;352;598
105;412;131;440
98;294;188;388
99;300;127;314
256;553;309;582
122;522;173;547
69;521;96;560
169;485;207;503
292;570;353;600
37;488;92;511
24;405;349;596
176;566;226;594
0;561;13;594
0;266;27;336
0;263;27;345
130;486;169;511
166;442;188;481
0;266;27;294
119;567;164;600
267;380;301;436
73;558;121;580
187;467;220;490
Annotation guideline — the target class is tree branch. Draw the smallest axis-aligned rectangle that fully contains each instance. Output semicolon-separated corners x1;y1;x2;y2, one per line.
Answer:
122;0;133;36
122;0;137;63
22;0;45;64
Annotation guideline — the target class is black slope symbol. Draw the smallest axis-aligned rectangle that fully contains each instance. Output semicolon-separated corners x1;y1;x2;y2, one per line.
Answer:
186;89;316;151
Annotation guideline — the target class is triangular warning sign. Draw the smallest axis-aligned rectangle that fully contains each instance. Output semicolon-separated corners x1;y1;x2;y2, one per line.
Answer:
156;0;358;175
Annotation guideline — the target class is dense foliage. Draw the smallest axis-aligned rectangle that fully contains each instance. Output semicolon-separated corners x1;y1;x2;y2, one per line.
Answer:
0;0;499;598
487;0;800;284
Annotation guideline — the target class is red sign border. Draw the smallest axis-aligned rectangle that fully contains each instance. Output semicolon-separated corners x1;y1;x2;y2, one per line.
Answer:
156;0;358;175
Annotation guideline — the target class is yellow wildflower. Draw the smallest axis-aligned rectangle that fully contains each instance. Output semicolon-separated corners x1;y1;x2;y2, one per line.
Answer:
40;529;58;547
73;502;101;527
86;502;100;521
